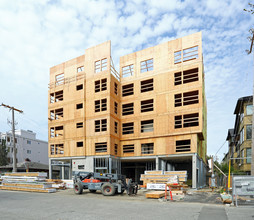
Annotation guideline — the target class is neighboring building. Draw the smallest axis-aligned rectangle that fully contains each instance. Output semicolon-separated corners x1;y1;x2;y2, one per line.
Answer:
225;96;252;174
48;32;207;188
0;129;48;165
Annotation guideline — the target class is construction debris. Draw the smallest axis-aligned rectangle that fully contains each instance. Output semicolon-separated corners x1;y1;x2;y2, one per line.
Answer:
0;172;57;193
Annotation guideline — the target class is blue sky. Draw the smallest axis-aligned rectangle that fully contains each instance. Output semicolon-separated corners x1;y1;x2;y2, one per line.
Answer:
0;0;253;161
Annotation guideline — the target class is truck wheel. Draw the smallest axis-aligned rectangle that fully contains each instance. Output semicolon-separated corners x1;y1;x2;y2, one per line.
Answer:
89;189;97;193
74;182;83;195
101;183;115;196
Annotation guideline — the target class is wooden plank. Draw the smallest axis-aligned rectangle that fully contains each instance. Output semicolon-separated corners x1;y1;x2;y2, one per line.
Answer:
0;186;56;193
145;171;163;175
146;191;167;199
4;172;47;177
141;174;187;178
164;171;187;175
2;183;52;189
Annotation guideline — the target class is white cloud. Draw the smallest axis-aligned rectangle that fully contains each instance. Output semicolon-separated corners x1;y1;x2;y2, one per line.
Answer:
0;0;253;162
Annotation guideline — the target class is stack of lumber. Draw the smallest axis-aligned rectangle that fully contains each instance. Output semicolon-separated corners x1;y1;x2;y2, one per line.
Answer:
0;172;56;193
167;183;187;195
140;170;188;185
146;191;167;199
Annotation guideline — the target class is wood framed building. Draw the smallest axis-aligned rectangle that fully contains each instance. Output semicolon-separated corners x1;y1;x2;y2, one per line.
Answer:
48;32;207;188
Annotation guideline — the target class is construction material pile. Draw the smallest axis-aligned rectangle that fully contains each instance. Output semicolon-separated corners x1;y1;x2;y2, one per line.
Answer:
0;172;56;193
141;170;187;186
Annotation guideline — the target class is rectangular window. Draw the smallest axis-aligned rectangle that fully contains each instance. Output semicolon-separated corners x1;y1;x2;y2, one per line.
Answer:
246;105;253;115
52;145;61;155
76;84;83;90
115;121;118;134
122;83;134;97
76;103;83;109
183;91;199;105
183;46;198;62
140;59;153;73
174;115;182;129
174;94;182;107
247;125;252;140
141;143;154;154
55;73;64;86
174;51;181;64
95;58;107;73
95;78;107;92
122;122;134;135
115;144;118;155
141;79;153;93
53;108;63;120
174;68;199;85
50;145;55;155
95;99;107;112
123;144;134;153
141;119;154;133
174;72;182;85
247;148;252;163
122;103;134;116
77;66;84;73
76;122;83;128
77;141;83;147
175;90;199;107
95;119;107;132
50;90;63;103
122;64;134;78
27;140;31;144
183;68;199;84
176;140;191;152
27;150;31;154
141;99;153;112
114;82;118;95
114;102;118;114
50;126;64;138
183;113;199;128
95;142;107;153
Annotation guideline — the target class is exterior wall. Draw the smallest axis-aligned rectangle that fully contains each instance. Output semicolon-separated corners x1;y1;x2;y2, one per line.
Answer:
48;32;207;186
0;130;48;165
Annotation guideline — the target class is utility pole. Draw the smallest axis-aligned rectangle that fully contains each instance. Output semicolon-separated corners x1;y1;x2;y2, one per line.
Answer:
1;103;23;172
246;29;254;176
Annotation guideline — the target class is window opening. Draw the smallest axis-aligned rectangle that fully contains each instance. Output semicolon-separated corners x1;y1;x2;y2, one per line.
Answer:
95;78;107;92
95;142;107;153
114;102;118;114
77;66;84;73
115;121;118;134
114;82;118;95
141;120;154;133
183;68;199;84
183;46;198;62
122;122;134;135
77;142;83;147
76;84;83;90
122;64;134;78
183;113;199;127
141;143;154;154
76;122;83;128
141;59;153;73
176;140;191;152
141;99;153;112
115;144;118;155
76;103;83;109
141;79;153;93
123;144;134;153
95;119;107;132
122;103;134;116
55;73;64;86
122;83;134;97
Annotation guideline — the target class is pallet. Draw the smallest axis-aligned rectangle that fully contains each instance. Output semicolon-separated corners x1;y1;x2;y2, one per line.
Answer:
0;185;56;193
146;191;167;199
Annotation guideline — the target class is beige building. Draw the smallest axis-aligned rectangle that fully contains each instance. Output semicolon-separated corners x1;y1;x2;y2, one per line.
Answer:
48;32;207;188
225;96;252;174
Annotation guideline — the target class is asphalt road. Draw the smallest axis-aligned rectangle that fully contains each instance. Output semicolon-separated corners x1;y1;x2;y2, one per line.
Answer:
0;189;253;220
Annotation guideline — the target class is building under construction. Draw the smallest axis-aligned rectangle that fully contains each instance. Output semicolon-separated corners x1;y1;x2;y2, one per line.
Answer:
48;32;207;188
